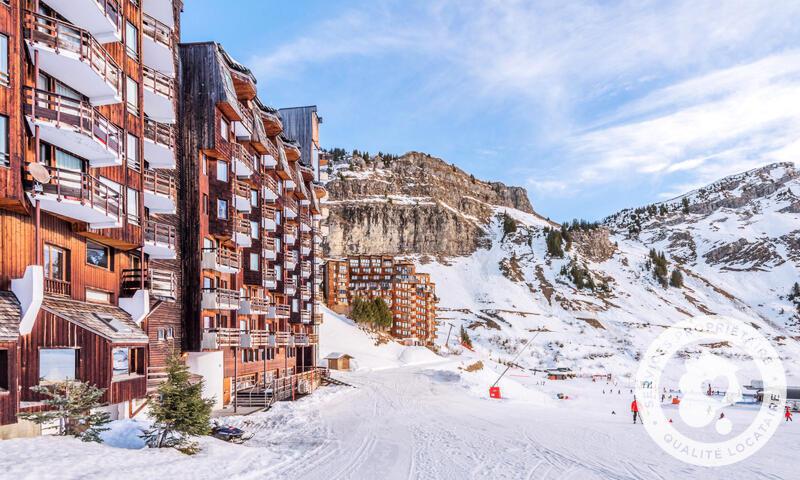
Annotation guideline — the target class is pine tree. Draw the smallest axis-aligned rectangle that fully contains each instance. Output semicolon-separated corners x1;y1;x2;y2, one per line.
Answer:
546;230;564;257
682;197;690;214
460;326;473;349
669;269;684;288
18;380;110;442
501;213;517;240
371;297;393;330
144;355;213;452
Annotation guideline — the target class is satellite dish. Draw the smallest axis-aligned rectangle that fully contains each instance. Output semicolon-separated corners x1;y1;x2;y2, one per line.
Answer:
28;163;51;184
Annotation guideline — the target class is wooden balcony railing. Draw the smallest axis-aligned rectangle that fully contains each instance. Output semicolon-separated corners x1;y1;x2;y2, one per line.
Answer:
263;269;277;285
23;10;123;94
232;215;251;236
284;251;298;265
202;247;239;271
249;330;271;347
245;296;270;313
283;196;298;214
24;87;123;159
142;13;173;50
237;100;254;135
263;174;279;196
284;224;297;237
234;178;249;199
44;277;71;296
121;268;176;300
273;331;291;345
29;165;122;220
144;220;176;248
263;236;276;252
143;66;175;100
313;312;323;325
202;288;240;309
94;0;123;33
262;204;276;221
230;142;254;174
143;118;175;150
203;328;240;348
143;169;176;199
300;310;312;323
272;304;290;319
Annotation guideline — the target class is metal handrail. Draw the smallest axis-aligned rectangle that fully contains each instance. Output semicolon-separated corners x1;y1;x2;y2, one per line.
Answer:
142;66;174;99
23;10;122;94
143;169;176;198
144;220;176;247
202;246;239;269
24;87;123;159
230;143;254;173
143;117;175;149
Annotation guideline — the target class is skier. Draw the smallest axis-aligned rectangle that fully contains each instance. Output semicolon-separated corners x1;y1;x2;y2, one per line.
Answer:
631;397;642;424
786;407;793;422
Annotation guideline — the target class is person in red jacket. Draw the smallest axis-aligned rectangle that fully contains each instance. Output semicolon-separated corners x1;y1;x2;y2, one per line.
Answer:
631;397;642;424
786;407;793;422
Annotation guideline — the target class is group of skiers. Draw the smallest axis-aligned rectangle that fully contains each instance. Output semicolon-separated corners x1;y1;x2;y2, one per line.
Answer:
627;398;795;424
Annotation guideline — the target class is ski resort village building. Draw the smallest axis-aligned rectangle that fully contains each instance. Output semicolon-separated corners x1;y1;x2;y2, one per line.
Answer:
0;0;328;438
323;256;437;346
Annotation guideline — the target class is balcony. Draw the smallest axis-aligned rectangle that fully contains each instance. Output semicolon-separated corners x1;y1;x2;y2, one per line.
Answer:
121;268;177;301
313;312;324;325
284;225;297;245
284;276;297;296
234;102;253;142
24;88;123;168
142;0;175;29
300;310;312;324
284;251;298;271
301;238;311;256
201;288;240;311
262;154;277;169
234;179;251;213
300;213;312;233
142;13;174;75
283;141;301;162
44;0;122;43
143;119;176;169
263;269;277;290
262;205;277;232
284;197;298;219
262;174;279;201
45;277;71;297
239;296;270;315
301;262;312;279
143;67;176;123
143;170;176;214
301;285;311;301
261;110;283;137
24;11;122;105
231;143;254;178
201;247;239;274
27;166;121;227
144;220;176;259
201;328;241;349
232;215;252;248
268;304;291;320
262;237;277;260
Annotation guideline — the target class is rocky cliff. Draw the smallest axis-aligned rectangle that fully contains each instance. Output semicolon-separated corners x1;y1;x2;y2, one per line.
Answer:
324;151;536;257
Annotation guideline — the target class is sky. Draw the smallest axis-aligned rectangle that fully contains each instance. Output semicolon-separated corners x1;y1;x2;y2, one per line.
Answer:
181;0;800;221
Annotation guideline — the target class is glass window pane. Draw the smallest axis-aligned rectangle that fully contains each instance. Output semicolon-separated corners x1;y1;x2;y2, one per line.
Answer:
127;77;138;111
127;133;138;169
125;22;137;58
113;347;130;375
39;349;76;382
0;115;7;164
217;161;228;182
86;240;109;269
217;199;227;219
0;34;7;84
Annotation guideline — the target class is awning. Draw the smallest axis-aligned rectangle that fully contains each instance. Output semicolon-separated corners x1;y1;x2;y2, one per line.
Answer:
41;296;148;344
0;291;21;341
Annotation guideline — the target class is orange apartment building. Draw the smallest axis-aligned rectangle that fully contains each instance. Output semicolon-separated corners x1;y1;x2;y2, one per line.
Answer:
324;256;437;345
0;0;183;435
178;43;328;409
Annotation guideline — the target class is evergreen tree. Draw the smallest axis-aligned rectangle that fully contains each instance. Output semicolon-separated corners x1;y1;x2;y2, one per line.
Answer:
371;297;393;330
682;197;690;214
18;380;111;443
501;213;517;240
460;326;473;349
144;355;214;452
669;268;684;288
546;230;564;257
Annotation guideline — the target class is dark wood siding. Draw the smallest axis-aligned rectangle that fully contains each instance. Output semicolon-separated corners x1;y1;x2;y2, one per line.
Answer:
0;341;18;425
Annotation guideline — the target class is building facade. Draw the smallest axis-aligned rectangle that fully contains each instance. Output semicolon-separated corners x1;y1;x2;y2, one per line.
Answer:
0;0;182;434
324;256;437;345
178;42;328;409
0;1;329;434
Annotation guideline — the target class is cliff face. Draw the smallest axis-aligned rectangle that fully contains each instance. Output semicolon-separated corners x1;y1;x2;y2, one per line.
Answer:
324;152;534;257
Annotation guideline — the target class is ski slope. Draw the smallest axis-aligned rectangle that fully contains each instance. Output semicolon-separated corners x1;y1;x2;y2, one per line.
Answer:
0;309;797;479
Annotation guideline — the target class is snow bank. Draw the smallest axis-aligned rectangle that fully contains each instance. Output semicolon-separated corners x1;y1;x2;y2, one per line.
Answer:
319;307;441;371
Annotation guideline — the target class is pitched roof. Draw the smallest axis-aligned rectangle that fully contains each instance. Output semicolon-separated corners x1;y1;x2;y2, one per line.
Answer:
41;296;148;344
0;291;20;341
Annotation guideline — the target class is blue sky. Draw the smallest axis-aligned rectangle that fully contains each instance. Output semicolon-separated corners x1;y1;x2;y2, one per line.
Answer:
182;1;800;221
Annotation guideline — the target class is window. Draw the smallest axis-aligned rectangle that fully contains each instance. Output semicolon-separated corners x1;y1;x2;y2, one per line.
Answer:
113;347;143;376
250;189;258;207
125;21;138;58
86;288;111;304
167;327;174;339
126;76;138;114
127;187;139;225
203;316;212;329
126;133;139;170
0;114;7;167
157;328;166;341
43;244;67;281
220;117;229;141
0;34;8;87
203;193;208;214
217;199;228;219
202;154;207;175
250;220;259;239
249;253;259;271
39;349;77;382
0;350;8;391
216;160;228;182
86;240;111;269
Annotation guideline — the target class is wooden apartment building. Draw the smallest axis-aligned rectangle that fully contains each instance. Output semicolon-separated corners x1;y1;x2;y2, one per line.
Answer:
0;0;182;435
324;256;437;345
178;43;328;409
0;1;329;435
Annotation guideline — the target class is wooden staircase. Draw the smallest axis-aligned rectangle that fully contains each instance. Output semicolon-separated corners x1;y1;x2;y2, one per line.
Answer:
147;366;170;396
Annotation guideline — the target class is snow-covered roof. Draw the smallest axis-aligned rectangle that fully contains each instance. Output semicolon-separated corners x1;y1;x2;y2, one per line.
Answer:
324;352;354;360
0;291;20;341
